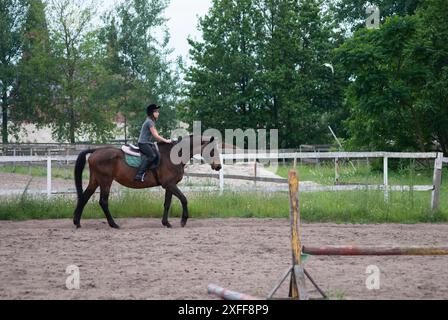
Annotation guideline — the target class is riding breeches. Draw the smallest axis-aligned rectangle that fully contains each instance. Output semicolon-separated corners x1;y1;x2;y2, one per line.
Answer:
138;143;157;162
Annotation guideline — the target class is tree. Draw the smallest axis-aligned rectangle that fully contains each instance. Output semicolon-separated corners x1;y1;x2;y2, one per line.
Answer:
47;0;116;143
0;0;27;143
184;0;264;133
185;0;343;148
331;0;422;34
13;0;57;135
257;0;342;147
101;0;180;141
336;0;448;152
409;0;448;153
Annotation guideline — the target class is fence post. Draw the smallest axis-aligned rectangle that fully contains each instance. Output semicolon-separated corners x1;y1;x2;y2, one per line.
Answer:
431;153;443;211
254;161;257;189
383;156;389;202
219;153;224;195
47;156;52;198
335;157;340;184
288;170;308;300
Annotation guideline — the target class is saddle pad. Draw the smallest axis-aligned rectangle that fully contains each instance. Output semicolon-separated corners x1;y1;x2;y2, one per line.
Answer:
124;154;141;168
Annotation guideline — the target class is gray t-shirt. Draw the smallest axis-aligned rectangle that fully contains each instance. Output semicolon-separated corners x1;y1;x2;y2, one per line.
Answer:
138;118;155;143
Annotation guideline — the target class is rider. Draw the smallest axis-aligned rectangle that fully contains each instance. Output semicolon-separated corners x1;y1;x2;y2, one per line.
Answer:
134;104;172;182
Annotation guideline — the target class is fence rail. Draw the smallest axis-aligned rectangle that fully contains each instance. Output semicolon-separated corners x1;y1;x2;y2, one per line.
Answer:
185;172;287;183
221;151;438;160
219;151;444;210
0;155;78;162
0;151;445;210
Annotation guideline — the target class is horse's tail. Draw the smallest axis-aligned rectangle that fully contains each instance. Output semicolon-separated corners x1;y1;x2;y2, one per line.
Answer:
74;149;96;200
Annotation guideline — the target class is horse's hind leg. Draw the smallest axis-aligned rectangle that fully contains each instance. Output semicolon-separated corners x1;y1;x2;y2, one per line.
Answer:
162;189;173;228
99;179;119;229
73;179;98;228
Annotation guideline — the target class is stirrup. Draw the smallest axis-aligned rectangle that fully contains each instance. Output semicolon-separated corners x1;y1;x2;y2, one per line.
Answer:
134;173;145;182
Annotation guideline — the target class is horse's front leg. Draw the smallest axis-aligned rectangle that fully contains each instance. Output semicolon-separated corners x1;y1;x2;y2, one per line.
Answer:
162;189;173;228
166;183;189;227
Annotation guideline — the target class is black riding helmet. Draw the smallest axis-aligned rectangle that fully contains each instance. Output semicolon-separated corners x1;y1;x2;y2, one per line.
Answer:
146;104;161;116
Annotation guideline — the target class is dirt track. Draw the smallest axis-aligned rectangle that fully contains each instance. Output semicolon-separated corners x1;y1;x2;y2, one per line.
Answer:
1;218;447;300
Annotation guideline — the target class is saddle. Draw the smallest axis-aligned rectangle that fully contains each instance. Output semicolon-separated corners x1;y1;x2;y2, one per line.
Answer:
121;143;142;157
121;143;160;168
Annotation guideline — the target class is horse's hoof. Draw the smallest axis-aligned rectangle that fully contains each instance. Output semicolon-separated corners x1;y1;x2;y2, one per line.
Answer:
181;220;187;228
75;224;81;229
162;221;172;228
109;223;120;229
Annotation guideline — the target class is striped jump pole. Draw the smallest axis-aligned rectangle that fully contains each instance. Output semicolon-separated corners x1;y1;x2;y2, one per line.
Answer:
302;246;448;256
207;284;260;300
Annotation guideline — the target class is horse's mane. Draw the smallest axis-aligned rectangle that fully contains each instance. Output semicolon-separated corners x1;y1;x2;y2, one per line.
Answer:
156;134;193;148
157;134;214;147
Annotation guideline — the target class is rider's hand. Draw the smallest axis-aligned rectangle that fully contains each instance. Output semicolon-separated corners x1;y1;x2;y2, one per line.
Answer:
166;139;172;144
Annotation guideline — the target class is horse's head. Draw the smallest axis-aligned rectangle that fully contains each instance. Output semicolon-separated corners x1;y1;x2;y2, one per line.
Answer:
171;134;222;171
200;136;222;171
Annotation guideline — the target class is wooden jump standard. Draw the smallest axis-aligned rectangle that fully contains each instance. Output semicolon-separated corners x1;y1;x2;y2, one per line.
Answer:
208;169;448;300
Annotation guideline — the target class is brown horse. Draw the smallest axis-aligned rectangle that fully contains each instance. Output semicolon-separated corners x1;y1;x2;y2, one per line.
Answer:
73;135;222;229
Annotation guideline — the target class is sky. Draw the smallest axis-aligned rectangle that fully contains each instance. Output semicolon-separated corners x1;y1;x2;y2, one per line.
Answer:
101;0;212;63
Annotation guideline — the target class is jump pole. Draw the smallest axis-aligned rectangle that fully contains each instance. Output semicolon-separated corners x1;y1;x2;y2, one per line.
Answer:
208;168;448;300
207;284;260;300
303;246;448;256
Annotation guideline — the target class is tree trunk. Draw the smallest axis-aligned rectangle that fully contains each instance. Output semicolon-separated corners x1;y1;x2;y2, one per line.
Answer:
69;107;75;143
1;91;8;144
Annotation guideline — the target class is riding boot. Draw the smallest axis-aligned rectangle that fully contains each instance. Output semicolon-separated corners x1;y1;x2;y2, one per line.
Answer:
148;158;158;170
134;155;149;182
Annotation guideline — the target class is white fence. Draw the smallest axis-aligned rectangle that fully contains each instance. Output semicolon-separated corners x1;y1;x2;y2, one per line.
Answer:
219;151;444;209
0;151;445;210
0;155;78;197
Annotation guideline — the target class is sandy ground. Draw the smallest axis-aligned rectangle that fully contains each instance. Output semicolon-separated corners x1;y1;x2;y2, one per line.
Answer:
1;218;447;300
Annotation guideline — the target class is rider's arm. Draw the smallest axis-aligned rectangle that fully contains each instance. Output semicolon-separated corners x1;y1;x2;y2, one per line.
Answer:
150;126;171;144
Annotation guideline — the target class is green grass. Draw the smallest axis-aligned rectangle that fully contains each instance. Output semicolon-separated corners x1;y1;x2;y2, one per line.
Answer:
0;164;88;180
0;188;447;223
272;160;439;186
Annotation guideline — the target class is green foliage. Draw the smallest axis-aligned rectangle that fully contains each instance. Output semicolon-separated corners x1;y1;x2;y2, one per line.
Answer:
99;0;181;141
1;0;181;144
44;0;117;143
335;0;448;153
331;0;421;34
13;0;57;134
1;0;447;153
0;0;27;143
184;0;346;148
